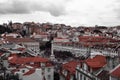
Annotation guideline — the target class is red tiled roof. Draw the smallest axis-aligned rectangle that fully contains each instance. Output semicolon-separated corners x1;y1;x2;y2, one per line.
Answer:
86;55;106;68
62;60;79;74
78;36;111;44
11;68;20;73
5;38;37;43
110;64;120;78
9;55;49;64
23;69;35;76
79;36;120;44
109;39;120;43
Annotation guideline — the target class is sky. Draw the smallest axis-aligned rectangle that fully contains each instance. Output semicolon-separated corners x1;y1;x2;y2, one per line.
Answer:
0;0;120;27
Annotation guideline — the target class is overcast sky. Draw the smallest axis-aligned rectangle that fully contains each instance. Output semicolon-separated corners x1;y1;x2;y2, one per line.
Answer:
0;0;120;27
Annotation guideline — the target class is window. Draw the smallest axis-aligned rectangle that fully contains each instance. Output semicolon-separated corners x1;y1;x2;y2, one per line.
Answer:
48;68;51;72
84;76;86;80
80;74;82;80
48;75;51;80
76;71;79;80
22;70;25;73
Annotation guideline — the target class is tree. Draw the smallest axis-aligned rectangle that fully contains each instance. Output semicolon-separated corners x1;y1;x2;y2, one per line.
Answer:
0;25;6;34
0;25;12;34
40;45;46;51
45;41;51;49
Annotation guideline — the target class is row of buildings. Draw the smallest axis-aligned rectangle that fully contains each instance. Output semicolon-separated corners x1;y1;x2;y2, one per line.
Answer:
0;42;119;80
0;22;119;80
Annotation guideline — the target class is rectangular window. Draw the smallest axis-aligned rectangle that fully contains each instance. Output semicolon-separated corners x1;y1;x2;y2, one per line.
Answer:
48;68;51;72
48;75;51;80
84;76;86;80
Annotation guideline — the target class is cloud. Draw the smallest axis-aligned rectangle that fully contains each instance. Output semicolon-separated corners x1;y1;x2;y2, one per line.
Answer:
112;0;120;18
0;1;30;14
0;0;68;16
0;0;120;26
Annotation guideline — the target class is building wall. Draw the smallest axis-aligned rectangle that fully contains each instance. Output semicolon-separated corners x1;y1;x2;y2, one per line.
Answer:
60;75;66;80
54;38;69;43
76;69;91;80
110;76;119;80
23;69;43;80
76;65;97;80
22;42;40;53
3;60;9;68
22;67;54;80
105;57;119;70
45;66;54;80
14;63;54;80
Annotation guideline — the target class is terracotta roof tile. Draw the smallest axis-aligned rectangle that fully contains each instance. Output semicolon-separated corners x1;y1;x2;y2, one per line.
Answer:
78;36;110;43
23;69;35;76
62;60;80;74
5;38;37;43
86;55;106;68
110;64;120;78
8;55;49;64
